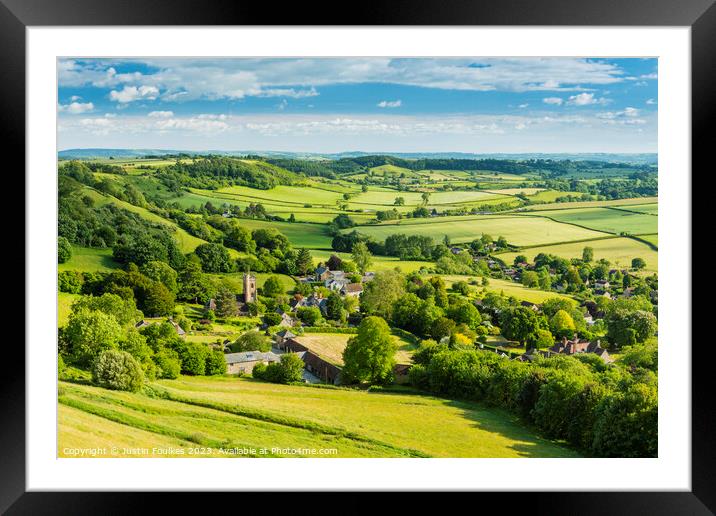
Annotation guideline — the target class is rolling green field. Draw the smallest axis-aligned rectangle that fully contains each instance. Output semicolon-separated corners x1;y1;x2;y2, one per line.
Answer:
499;237;658;271
635;234;658;247
229;218;333;249
521;196;658;212
58;378;578;458
58;246;120;273
309;249;432;273
294;332;417;366
350;215;608;246
528;207;657;235
441;275;575;304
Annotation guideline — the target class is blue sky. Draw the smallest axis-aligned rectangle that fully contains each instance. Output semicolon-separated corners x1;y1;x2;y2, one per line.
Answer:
58;57;657;153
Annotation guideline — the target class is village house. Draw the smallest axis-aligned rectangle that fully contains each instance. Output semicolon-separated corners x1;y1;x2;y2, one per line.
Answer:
314;266;331;282
224;350;281;375
273;329;297;347
341;283;364;297
362;272;376;283
548;336;612;363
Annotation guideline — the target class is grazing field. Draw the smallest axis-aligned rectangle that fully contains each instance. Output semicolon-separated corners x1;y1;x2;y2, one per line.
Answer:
58;378;578;458
499;237;658;271
349;190;507;207
529;207;657;235
230;218;332;249
613;203;658;215
635;234;658;247
352;215;608;246
309;249;432;273
441;275;575;304
485;187;544;195
521;196;658;212
294;332;417;366
525;190;582;203
58;246;120;273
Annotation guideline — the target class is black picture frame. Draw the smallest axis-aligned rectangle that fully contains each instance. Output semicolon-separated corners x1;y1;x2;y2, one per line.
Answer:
2;0;712;513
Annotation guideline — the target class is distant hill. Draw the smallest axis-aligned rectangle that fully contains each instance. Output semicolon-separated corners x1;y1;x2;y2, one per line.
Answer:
58;148;657;165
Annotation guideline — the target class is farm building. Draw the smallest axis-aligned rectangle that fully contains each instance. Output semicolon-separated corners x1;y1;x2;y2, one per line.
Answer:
274;329;297;346
224;350;280;375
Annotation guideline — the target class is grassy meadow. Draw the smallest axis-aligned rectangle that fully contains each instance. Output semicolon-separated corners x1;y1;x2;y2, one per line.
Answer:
58;378;578;458
294;332;417;366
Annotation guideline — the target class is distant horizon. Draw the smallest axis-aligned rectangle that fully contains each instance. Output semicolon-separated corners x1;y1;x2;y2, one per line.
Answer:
58;147;658;156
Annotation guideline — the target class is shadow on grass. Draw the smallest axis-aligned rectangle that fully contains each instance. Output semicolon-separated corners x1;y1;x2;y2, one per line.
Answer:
445;398;581;458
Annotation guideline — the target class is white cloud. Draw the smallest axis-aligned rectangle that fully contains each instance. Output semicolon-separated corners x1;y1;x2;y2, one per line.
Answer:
543;97;563;105
646;98;657;105
109;85;160;103
277;99;288;111
566;93;610;106
148;111;174;118
59;57;632;102
58;101;94;114
596;107;646;125
377;100;402;108
518;103;529;108
640;72;657;80
70;95;82;102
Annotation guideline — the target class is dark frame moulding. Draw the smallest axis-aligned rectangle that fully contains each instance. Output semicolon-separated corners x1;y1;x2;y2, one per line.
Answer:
1;0;712;513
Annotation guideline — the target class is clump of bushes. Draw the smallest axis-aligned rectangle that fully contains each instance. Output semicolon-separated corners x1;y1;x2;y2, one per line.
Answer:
252;353;304;384
410;343;657;457
92;350;144;392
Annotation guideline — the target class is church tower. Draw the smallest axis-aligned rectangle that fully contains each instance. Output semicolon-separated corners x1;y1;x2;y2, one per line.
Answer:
243;272;257;303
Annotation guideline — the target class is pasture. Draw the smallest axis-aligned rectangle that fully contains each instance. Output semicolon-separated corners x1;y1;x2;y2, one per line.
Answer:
351;215;608;247
528;207;657;235
309;249;432;273
58;378;578;458
58;246;120;273
231;218;333;249
499;237;658;271
521;196;658;212
441;275;575;304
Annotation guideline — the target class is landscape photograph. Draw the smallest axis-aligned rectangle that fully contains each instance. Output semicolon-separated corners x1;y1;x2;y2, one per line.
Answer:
56;57;658;458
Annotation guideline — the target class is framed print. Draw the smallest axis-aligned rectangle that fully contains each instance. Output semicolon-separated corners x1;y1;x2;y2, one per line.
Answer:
3;0;714;512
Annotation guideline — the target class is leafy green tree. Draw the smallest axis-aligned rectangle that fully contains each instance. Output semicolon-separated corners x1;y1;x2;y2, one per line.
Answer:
277;352;304;383
431;317;456;341
263;312;282;326
533;328;555;349
153;349;181;379
142;282;175;317
360;270;406;319
194;243;233;273
451;280;471;296
205;349;228;375
606;309;657;346
631;257;646;270
92;350;144;392
295;248;313;275
550;309;577;338
177;257;216;304
521;271;539;288
214;287;238;318
582;246;594;262
174;341;209;375
394;197;405;206
513;255;528;266
499;306;542;347
71;293;143;327
65;309;123;366
342;316;397;384
351;241;372;274
262;275;284;297
297;306;323;325
58;236;73;264
447;301;482;330
140;261;178;293
231;330;270;352
326;292;344;321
